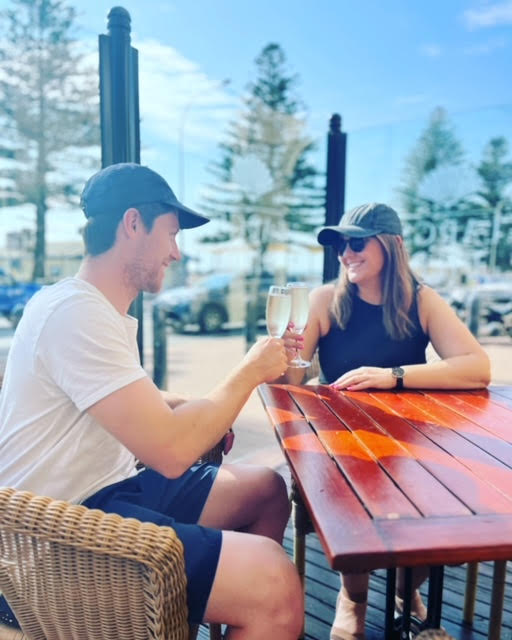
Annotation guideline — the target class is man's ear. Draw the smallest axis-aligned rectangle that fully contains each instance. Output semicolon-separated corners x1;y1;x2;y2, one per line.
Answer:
122;208;141;237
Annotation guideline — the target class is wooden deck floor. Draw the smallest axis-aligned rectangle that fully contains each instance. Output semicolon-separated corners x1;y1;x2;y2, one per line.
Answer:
285;527;511;640
198;521;511;640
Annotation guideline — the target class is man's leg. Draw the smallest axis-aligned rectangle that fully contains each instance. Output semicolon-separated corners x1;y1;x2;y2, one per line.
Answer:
199;463;301;638
198;462;290;542
203;530;303;640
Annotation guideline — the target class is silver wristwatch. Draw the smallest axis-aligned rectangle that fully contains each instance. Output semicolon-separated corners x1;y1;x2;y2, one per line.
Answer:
391;366;405;390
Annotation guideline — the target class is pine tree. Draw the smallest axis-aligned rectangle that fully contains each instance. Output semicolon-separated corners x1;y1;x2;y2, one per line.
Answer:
399;107;465;213
398;107;468;257
202;43;323;274
0;0;99;279
475;136;512;270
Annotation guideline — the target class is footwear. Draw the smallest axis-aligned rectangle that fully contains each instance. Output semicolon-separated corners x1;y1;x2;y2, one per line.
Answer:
395;589;427;622
393;613;426;639
330;592;367;640
394;590;428;639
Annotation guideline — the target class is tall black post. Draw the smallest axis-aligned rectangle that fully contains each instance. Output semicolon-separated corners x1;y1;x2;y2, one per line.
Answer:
323;114;347;284
99;7;143;363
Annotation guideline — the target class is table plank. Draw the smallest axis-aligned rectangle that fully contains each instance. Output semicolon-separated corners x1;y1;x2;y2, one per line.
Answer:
375;515;512;568
353;390;512;514
425;390;512;447
259;383;512;572
288;386;422;519
258;384;390;569
484;385;512;406
324;389;512;516
294;385;471;519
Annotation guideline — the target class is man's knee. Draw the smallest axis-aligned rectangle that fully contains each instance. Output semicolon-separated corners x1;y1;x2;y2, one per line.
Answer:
258;540;303;632
255;466;289;505
205;532;302;635
242;538;303;635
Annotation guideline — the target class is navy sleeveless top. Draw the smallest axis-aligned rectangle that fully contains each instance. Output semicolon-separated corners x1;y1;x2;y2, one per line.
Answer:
318;293;429;384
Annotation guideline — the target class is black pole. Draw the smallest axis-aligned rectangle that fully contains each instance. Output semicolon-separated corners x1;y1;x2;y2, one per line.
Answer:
323;114;347;284
99;7;144;363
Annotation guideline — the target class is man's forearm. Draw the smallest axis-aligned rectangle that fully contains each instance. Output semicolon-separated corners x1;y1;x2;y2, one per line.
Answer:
171;362;255;464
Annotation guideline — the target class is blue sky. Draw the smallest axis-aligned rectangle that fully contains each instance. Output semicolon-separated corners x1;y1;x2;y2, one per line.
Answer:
1;0;511;249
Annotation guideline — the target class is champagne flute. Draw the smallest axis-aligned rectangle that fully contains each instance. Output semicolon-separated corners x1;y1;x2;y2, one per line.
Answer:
286;282;311;368
266;286;291;338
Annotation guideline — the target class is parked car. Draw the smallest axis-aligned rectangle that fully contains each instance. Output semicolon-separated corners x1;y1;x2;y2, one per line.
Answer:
154;272;274;333
448;281;512;337
0;269;42;328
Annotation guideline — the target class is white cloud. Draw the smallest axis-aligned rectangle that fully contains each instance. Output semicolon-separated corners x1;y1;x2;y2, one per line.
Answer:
137;39;239;150
464;1;512;29
419;44;442;57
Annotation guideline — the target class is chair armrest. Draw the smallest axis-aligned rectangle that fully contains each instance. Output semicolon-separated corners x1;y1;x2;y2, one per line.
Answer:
0;488;189;640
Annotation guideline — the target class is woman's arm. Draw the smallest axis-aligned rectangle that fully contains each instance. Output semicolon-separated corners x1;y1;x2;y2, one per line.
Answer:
404;285;491;389
331;286;491;391
281;284;333;384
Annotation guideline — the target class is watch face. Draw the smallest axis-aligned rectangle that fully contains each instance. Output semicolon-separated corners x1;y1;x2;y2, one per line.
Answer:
392;366;405;378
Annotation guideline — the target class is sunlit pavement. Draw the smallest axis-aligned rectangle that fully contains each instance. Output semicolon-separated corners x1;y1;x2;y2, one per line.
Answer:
1;317;511;468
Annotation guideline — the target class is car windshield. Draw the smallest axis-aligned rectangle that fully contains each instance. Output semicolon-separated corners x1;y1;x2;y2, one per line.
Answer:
199;274;233;289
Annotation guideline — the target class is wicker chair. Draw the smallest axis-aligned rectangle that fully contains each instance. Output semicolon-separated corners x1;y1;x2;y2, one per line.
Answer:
0;487;191;640
0;369;226;640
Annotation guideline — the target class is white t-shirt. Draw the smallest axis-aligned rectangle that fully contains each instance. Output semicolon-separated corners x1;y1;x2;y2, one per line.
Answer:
0;278;147;503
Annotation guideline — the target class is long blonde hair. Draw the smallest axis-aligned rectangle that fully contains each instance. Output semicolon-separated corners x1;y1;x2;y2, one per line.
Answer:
331;234;419;340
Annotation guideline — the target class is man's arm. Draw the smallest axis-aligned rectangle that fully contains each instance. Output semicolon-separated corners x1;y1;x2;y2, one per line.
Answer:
87;337;287;478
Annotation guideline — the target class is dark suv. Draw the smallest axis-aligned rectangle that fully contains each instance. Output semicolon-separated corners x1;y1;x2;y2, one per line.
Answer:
154;272;274;333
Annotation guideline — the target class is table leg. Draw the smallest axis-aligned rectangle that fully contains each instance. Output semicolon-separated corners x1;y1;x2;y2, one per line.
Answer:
463;562;479;625
291;483;312;640
488;560;507;640
385;568;396;640
426;565;444;629
399;567;413;640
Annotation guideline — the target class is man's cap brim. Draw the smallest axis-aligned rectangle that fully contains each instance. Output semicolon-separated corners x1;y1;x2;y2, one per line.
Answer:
174;203;210;229
136;201;210;229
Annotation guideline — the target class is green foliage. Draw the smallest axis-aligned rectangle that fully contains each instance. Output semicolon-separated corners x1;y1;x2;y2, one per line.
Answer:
476;137;512;209
0;0;99;279
202;43;323;274
474;137;512;270
399;107;465;216
398;108;512;271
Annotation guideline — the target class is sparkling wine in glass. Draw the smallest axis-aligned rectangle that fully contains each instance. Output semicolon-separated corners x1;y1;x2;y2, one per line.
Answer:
266;286;291;338
287;282;311;368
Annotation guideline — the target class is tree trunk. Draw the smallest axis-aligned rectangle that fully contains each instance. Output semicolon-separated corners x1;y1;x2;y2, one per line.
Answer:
32;197;46;280
32;41;47;281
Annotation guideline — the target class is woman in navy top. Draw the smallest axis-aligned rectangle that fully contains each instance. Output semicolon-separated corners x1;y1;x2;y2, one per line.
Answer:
282;203;490;640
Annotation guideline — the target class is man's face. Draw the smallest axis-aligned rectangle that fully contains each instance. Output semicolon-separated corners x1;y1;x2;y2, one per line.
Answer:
128;211;181;294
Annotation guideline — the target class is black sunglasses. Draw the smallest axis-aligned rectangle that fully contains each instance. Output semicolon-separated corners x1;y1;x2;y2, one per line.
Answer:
334;236;369;254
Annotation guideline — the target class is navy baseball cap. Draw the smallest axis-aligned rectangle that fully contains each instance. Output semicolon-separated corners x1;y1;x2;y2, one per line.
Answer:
317;203;402;246
80;163;209;229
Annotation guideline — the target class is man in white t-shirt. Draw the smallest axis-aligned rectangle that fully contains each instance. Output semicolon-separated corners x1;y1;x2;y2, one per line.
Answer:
0;163;302;639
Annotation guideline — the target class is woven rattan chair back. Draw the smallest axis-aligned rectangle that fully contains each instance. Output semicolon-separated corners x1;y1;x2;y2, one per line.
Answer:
0;488;189;640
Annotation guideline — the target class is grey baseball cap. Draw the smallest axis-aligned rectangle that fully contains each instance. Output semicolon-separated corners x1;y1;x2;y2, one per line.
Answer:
80;163;210;229
317;203;402;246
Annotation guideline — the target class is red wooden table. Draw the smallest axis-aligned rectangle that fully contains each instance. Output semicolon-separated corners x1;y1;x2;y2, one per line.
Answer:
258;383;512;639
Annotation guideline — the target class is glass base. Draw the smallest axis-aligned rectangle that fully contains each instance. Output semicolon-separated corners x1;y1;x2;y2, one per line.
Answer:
288;358;311;369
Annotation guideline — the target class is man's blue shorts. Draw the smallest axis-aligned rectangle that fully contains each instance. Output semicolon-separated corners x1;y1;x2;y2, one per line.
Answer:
82;463;222;624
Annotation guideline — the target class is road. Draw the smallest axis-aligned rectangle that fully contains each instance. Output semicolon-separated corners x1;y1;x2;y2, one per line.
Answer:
2;317;511;468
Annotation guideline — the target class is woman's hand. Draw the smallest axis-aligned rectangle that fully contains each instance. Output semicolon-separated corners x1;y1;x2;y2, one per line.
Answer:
331;366;395;391
283;322;304;363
